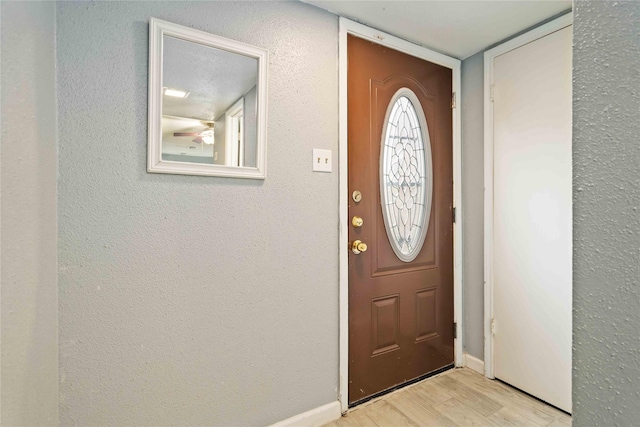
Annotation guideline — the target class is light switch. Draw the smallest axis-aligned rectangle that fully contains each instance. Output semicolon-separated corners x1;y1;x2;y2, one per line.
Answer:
312;149;332;173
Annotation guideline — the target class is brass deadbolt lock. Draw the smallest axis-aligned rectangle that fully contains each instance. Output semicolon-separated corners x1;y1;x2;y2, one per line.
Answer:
352;216;364;228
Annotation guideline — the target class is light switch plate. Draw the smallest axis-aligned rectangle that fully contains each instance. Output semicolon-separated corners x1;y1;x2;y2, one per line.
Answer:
312;149;332;173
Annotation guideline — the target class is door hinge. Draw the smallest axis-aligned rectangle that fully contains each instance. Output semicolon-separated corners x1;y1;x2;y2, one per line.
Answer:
491;318;495;335
453;322;458;339
490;85;495;102
452;207;456;223
451;92;457;109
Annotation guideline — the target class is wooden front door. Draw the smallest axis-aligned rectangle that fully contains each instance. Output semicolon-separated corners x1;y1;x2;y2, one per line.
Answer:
348;34;454;405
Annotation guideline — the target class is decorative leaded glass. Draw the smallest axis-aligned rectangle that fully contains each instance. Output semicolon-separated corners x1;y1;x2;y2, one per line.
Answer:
380;88;432;263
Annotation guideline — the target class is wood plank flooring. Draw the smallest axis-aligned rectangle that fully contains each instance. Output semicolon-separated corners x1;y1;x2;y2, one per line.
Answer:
325;368;571;427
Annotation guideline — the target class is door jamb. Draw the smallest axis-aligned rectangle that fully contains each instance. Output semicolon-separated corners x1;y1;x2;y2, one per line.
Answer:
483;12;573;379
338;17;462;413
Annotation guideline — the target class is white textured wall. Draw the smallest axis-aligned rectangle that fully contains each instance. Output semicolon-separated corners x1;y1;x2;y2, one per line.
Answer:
573;1;640;423
1;1;59;425
460;52;485;361
56;2;339;425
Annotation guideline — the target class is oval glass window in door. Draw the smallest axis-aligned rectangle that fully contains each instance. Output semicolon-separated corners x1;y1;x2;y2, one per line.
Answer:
380;88;433;263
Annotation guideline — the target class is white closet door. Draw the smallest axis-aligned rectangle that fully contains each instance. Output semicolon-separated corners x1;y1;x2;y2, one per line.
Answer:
493;25;572;413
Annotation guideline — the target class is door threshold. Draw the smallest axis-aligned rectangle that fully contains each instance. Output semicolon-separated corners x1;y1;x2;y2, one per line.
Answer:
348;363;455;409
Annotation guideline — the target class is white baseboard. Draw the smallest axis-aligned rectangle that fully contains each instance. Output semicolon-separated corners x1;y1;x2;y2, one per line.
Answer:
464;353;486;375
269;401;341;427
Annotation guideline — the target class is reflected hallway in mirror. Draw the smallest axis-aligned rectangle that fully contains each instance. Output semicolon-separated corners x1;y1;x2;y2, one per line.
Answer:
161;35;258;167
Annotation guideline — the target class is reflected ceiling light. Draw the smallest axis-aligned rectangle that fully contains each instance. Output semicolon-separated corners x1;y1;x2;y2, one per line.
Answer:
164;88;190;98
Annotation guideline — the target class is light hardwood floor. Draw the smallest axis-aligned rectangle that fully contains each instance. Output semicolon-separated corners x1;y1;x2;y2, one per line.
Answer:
325;368;571;427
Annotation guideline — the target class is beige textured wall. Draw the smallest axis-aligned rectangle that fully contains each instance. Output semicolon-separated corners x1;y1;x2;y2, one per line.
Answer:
573;1;640;423
1;1;59;425
56;2;339;425
460;51;485;360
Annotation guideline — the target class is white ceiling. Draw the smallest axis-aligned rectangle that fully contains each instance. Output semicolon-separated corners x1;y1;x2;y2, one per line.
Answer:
305;1;571;59
163;35;257;121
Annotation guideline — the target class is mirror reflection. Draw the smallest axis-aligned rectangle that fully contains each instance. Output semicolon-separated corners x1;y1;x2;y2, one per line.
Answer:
161;35;258;167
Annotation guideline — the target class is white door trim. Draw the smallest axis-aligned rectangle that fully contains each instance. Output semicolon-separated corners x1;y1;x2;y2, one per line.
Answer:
339;17;462;413
483;12;573;379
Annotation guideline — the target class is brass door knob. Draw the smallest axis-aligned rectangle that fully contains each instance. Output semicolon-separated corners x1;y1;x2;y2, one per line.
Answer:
352;240;368;254
352;216;364;228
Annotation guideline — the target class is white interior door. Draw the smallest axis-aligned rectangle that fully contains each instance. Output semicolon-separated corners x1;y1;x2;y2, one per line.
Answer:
492;25;572;413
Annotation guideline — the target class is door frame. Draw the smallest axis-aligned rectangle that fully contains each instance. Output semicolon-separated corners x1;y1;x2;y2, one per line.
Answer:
483;12;573;379
338;17;462;413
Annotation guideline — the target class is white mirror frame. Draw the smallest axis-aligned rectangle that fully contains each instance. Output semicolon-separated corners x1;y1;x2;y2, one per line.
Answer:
147;18;268;179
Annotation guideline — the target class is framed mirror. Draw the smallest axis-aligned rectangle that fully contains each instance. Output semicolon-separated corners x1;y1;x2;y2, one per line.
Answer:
148;18;267;178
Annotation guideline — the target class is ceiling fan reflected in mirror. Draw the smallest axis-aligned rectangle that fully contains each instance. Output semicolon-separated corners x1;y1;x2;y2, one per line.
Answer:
174;121;215;145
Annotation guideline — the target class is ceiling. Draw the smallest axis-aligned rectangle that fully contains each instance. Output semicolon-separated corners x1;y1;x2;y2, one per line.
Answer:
305;1;571;59
163;35;257;121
